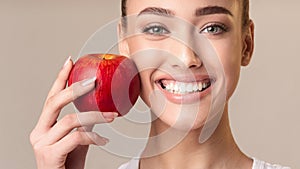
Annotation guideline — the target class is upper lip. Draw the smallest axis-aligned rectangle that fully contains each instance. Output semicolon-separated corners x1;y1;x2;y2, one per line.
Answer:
154;74;216;83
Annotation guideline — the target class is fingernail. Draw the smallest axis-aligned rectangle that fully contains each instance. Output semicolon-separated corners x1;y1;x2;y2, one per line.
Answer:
102;137;110;144
103;112;119;119
63;56;71;68
113;112;119;118
81;76;97;87
95;137;109;146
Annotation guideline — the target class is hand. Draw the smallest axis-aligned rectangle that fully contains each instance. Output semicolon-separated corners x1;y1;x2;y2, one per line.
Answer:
30;57;118;169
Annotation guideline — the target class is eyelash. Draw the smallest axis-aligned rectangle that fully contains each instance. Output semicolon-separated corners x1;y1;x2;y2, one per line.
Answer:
142;23;228;37
200;23;228;35
142;24;170;36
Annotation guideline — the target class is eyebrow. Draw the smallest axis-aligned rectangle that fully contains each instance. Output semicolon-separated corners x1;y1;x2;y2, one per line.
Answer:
138;6;233;17
138;7;175;17
195;6;233;16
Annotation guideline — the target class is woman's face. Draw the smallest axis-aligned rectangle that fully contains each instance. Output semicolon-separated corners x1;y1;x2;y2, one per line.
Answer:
120;0;252;131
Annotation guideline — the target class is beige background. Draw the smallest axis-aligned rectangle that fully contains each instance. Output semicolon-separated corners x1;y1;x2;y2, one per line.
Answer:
0;0;299;168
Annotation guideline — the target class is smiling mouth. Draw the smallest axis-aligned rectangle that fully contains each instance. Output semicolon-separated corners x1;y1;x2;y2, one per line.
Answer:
157;79;212;95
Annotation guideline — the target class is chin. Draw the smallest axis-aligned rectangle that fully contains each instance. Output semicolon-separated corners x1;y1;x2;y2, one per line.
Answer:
146;91;212;132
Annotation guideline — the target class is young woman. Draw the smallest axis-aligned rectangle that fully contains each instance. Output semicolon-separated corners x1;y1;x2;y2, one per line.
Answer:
30;0;290;169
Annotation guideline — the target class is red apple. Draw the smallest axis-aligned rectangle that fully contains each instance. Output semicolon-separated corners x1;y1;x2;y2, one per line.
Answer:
68;53;141;116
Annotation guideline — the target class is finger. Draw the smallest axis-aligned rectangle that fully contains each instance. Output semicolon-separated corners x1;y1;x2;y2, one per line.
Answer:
46;56;73;100
42;112;118;145
37;77;96;130
77;125;94;132
54;131;109;155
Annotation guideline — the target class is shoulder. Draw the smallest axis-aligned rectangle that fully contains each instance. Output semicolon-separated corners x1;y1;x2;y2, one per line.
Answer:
118;158;140;169
252;158;291;169
118;162;130;169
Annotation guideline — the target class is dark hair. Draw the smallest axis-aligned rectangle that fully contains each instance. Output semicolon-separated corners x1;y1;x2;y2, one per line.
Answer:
121;0;250;31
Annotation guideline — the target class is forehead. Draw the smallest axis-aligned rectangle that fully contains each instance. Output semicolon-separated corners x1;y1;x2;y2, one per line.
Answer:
126;0;241;18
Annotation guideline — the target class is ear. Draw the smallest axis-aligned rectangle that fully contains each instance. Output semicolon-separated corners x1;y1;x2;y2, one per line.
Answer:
241;20;255;66
118;22;130;57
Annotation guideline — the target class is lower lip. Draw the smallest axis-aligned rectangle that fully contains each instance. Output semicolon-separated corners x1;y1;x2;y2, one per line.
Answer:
155;82;212;104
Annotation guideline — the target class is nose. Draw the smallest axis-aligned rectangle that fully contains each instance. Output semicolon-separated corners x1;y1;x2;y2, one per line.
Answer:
170;41;202;69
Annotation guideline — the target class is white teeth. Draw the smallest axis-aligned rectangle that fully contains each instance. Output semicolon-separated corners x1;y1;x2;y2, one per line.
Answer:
179;83;185;93
161;80;211;94
198;82;203;92
202;82;207;89
166;85;170;90
193;83;198;92
186;83;193;92
169;83;174;90
173;83;179;92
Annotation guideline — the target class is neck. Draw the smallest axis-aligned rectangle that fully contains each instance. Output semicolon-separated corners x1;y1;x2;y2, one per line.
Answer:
140;104;252;169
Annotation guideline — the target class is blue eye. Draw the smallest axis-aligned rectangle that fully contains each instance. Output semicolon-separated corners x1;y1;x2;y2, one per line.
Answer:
200;24;227;35
142;24;170;36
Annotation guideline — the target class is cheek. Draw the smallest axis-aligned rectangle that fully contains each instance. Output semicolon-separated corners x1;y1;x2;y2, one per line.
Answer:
138;71;153;106
214;38;242;99
224;61;241;99
127;37;156;54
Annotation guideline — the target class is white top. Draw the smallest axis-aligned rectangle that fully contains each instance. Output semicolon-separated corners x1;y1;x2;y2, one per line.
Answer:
118;157;291;169
252;158;291;169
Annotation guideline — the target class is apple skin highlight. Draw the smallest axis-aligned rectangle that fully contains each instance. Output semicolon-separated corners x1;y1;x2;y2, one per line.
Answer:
68;54;141;116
